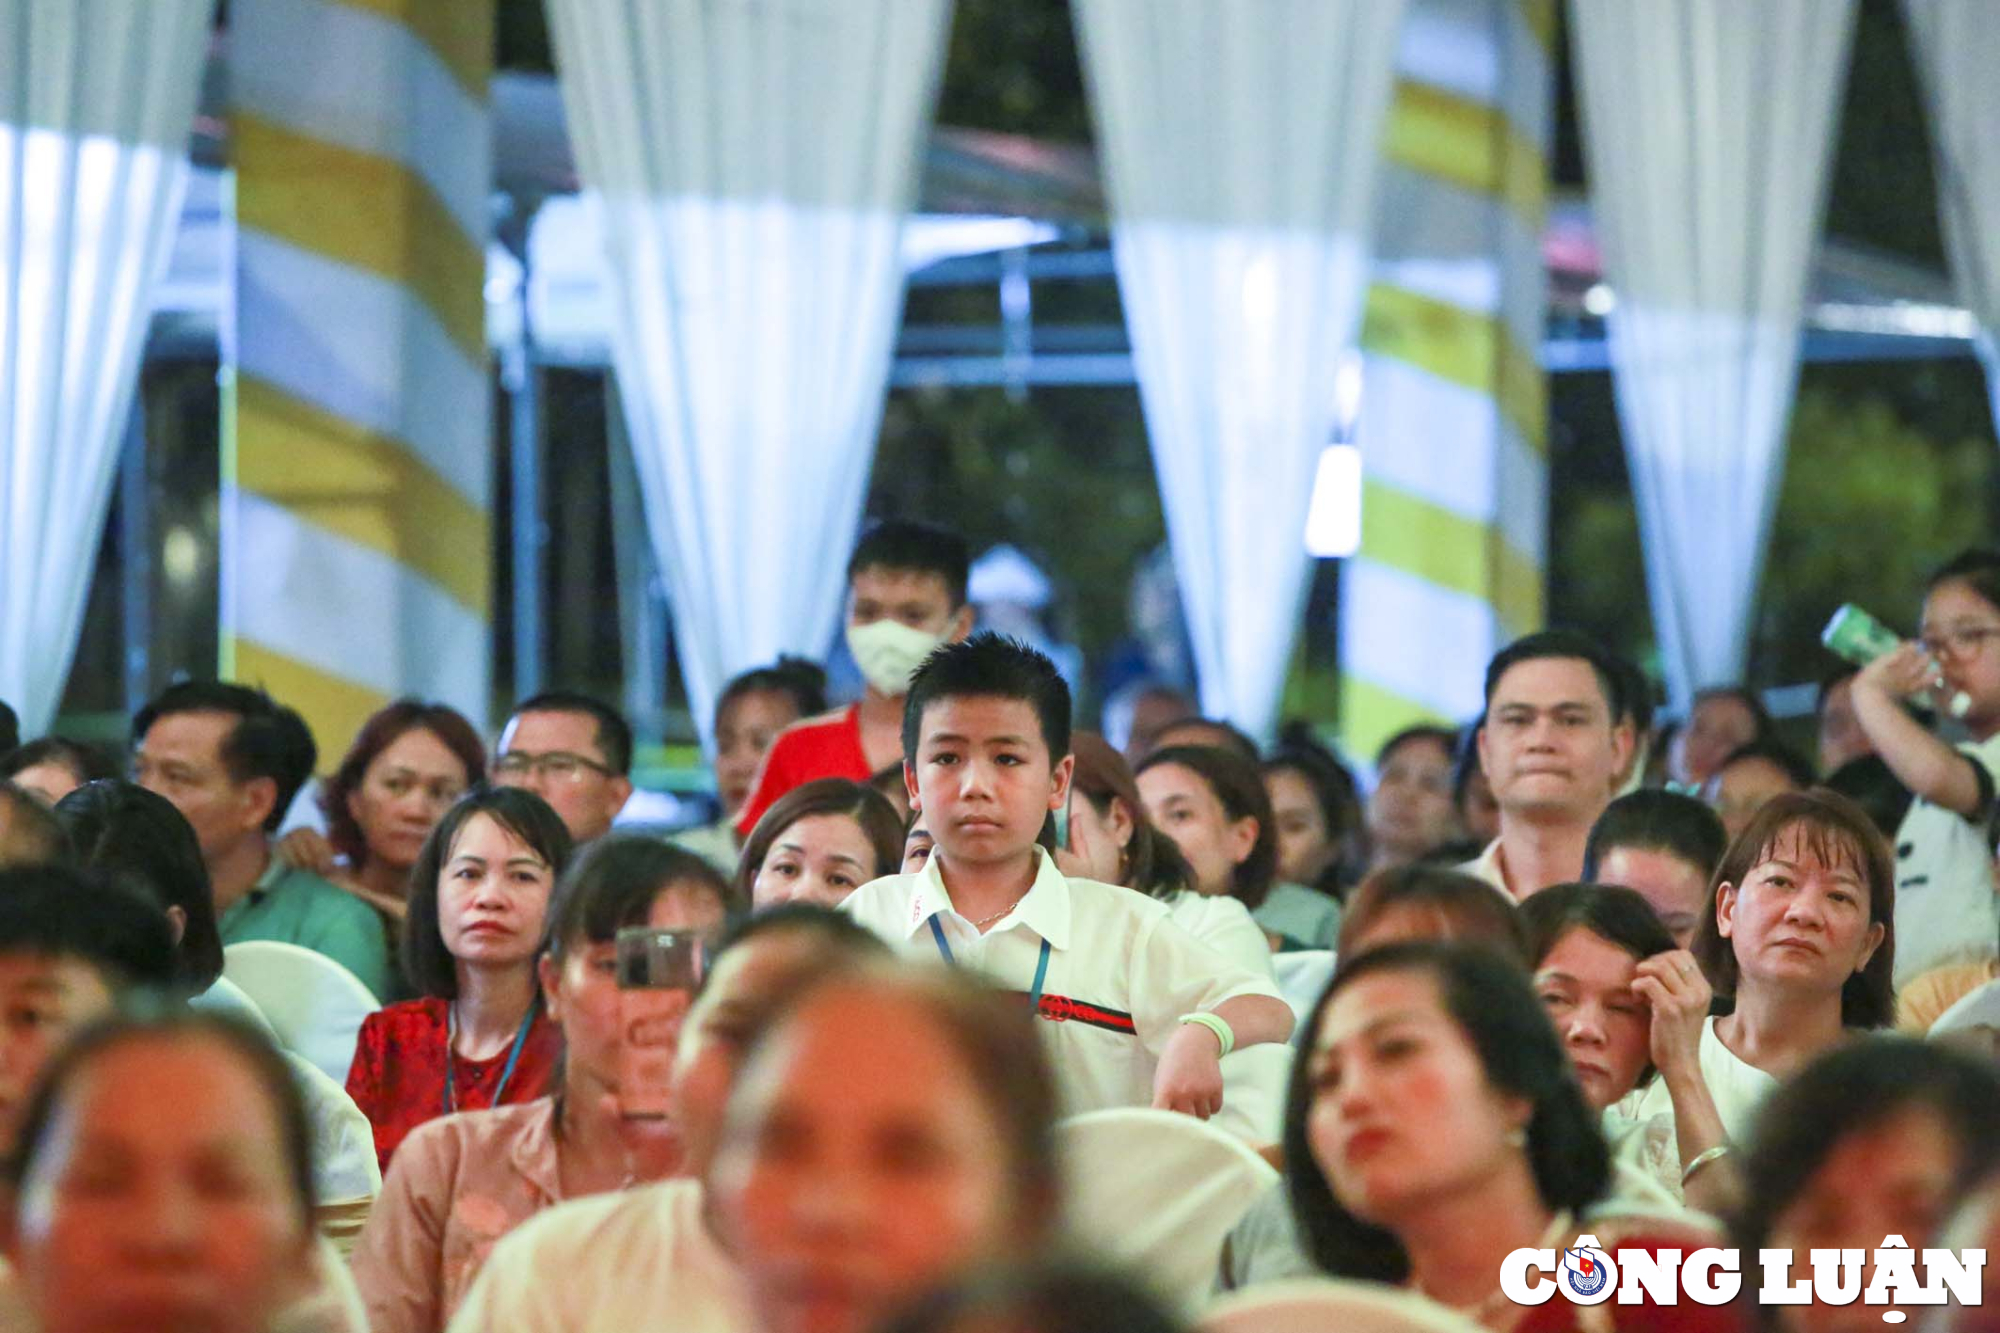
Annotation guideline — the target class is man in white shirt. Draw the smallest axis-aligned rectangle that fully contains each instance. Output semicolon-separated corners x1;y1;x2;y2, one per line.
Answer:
1466;630;1634;902
840;634;1293;1117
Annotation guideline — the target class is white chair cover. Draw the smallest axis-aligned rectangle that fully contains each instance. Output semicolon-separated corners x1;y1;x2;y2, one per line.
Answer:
1271;950;1335;1022
1203;1278;1485;1333
223;940;381;1085
1211;1042;1296;1147
1057;1106;1279;1314
1929;977;2000;1037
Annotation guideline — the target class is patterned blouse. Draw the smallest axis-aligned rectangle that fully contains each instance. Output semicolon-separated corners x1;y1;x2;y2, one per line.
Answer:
346;996;560;1173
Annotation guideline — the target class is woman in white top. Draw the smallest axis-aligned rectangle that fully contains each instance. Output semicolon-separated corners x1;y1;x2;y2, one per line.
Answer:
1519;883;1733;1216
1629;790;1895;1150
1061;733;1272;977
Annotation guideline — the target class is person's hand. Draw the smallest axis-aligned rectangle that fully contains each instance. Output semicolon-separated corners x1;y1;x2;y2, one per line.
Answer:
275;827;338;876
1631;949;1710;1082
1855;641;1942;705
1151;1021;1226;1119
1052;798;1094;880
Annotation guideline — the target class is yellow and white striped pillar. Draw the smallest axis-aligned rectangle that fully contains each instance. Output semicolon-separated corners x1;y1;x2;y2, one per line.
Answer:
223;0;494;761
1337;0;1552;762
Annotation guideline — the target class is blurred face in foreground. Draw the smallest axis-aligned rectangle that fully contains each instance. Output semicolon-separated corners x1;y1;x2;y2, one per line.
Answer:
9;1033;312;1333
708;984;1030;1333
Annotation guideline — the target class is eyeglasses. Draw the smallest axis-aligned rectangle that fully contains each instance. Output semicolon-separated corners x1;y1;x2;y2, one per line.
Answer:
491;750;614;783
1918;625;2000;660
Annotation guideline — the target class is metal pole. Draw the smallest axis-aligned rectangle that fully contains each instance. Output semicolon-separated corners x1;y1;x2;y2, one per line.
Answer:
118;393;152;721
503;207;546;703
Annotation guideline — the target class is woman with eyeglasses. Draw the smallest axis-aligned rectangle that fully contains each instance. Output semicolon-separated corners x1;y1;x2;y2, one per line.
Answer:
347;788;574;1172
1852;548;2000;999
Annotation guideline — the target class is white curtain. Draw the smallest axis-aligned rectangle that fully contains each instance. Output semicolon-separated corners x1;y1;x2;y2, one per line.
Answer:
1905;0;2000;433
544;0;953;746
1571;0;1855;708
0;0;212;735
1073;0;1407;742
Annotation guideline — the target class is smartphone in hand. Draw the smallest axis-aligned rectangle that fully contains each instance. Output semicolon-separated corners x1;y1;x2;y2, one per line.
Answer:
615;928;704;1120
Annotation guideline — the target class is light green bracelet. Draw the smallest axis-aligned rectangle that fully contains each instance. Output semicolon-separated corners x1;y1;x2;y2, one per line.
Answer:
1178;1011;1235;1057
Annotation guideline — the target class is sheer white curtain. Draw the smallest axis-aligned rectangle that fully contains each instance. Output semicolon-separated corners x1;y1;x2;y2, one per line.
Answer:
0;0;211;734
1571;0;1855;708
1073;0;1406;742
1905;0;2000;432
544;0;953;745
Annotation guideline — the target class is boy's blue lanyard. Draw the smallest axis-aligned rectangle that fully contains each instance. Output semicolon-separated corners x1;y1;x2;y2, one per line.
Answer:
928;915;1051;1014
443;1003;536;1115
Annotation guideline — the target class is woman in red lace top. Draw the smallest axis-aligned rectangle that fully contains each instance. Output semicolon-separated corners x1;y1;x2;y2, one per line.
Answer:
346;787;573;1170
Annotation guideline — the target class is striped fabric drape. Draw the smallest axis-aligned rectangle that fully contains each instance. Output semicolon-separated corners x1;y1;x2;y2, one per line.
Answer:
1335;0;1555;762
223;0;494;759
0;0;212;734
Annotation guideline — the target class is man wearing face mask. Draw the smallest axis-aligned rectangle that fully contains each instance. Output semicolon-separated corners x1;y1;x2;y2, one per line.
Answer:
734;521;973;836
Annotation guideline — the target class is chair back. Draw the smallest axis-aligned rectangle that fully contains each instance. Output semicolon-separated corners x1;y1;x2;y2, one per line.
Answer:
223;940;380;1084
1271;950;1334;1022
1057;1106;1279;1313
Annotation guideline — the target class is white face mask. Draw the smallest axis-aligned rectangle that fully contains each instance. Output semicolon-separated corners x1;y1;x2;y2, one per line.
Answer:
846;618;948;697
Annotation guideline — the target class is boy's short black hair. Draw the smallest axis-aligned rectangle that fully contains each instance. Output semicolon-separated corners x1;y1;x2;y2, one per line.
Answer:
0;700;17;753
0;864;178;993
902;634;1072;764
508;691;634;776
131;681;317;833
1583;790;1727;883
848;520;971;609
1482;629;1626;721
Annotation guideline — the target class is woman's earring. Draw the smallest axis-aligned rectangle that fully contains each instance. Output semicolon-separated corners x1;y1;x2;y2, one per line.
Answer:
1505;1125;1529;1149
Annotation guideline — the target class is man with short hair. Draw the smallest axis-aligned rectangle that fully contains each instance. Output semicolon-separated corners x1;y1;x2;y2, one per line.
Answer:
735;520;974;833
133;681;391;998
1468;630;1634;901
494;691;635;844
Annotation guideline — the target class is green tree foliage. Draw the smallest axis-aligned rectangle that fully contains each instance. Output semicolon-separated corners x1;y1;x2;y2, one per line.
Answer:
869;385;1162;672
1553;384;1992;691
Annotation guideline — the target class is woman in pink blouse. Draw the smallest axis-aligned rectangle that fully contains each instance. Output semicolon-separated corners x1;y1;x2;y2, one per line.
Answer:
350;837;733;1333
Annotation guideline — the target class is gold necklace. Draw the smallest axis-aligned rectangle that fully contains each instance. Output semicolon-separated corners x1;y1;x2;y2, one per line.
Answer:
969;895;1025;929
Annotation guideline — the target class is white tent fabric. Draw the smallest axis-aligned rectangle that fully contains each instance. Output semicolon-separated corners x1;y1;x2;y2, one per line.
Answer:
1905;0;2000;435
1073;0;1407;742
1571;0;1856;709
0;0;211;734
543;0;953;748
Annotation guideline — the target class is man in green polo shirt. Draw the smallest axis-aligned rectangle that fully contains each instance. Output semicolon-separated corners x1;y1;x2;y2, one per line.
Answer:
132;682;392;1000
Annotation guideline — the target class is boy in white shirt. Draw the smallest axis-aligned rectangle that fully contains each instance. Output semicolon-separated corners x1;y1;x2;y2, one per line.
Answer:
840;634;1293;1116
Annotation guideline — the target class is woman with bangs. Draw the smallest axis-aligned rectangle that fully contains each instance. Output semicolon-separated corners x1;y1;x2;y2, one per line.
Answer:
1624;790;1894;1149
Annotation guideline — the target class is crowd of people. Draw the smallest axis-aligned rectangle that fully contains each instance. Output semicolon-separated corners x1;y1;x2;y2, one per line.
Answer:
2;519;2000;1332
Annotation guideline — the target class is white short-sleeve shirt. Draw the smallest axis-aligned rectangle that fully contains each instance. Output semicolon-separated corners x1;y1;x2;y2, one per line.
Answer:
839;849;1286;1115
1163;890;1277;980
1891;730;2000;987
